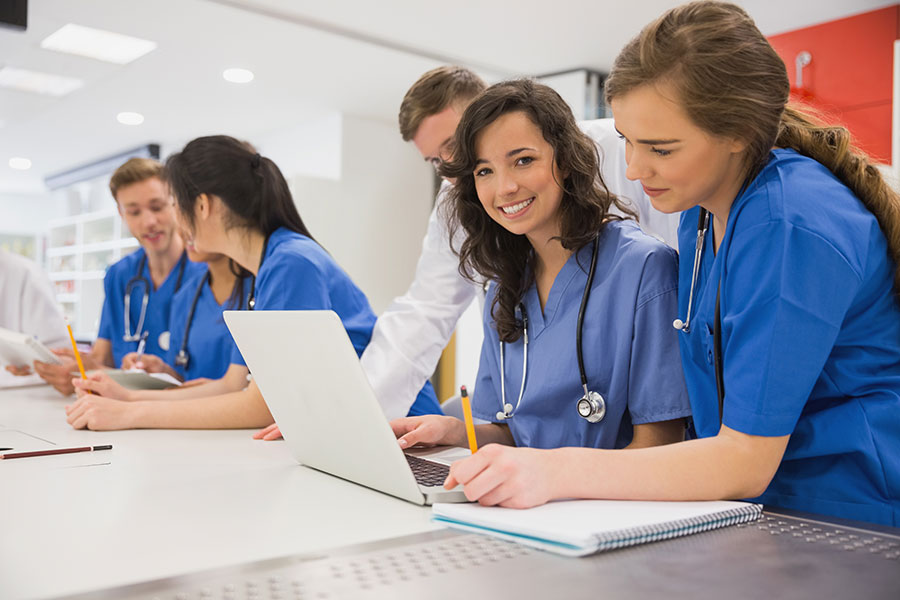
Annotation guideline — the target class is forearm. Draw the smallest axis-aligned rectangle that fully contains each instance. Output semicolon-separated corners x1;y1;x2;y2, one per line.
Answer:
131;366;246;401
87;344;114;369
128;387;273;429
624;419;685;449
474;423;515;447
554;429;786;501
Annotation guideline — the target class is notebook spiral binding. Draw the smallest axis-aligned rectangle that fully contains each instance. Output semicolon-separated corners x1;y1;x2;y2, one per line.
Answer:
595;503;764;552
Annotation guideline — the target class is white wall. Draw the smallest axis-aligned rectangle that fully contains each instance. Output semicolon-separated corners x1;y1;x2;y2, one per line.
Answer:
0;192;59;234
290;113;434;314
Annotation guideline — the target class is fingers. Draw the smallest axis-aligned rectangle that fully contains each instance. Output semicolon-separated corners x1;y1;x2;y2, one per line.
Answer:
65;398;89;428
253;423;279;439
72;377;96;395
121;353;138;370
389;417;417;438
263;426;283;441
444;445;516;505
51;347;75;358
391;416;461;449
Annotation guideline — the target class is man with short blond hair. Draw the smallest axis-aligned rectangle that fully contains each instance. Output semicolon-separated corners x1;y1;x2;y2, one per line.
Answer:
34;157;204;395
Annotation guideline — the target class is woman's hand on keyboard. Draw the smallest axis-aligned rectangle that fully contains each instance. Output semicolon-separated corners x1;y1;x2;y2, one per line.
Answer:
391;415;467;449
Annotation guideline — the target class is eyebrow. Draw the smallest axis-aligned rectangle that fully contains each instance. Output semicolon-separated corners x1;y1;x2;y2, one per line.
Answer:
474;146;536;167
614;128;679;145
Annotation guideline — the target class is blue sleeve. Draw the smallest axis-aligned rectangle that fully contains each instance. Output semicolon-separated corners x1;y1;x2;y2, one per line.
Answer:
257;256;330;311
96;268;117;342
230;343;245;367
721;221;860;436
627;248;693;424
470;295;502;423
232;255;331;367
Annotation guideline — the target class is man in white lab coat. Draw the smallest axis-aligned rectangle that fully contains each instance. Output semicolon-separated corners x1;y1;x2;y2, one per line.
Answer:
255;66;679;438
1;249;68;375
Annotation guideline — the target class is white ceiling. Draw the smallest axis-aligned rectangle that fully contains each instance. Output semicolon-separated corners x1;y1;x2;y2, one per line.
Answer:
0;0;894;193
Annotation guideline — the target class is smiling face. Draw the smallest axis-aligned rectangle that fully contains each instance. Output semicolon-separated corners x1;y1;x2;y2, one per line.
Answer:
472;110;566;247
115;177;179;255
610;82;747;218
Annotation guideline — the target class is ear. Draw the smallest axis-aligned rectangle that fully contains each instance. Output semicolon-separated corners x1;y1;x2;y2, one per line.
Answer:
196;193;211;220
727;136;749;154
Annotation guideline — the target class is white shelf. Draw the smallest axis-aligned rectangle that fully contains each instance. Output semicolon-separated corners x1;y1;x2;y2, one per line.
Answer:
56;293;80;303
47;238;137;258
49;271;107;281
47;208;119;228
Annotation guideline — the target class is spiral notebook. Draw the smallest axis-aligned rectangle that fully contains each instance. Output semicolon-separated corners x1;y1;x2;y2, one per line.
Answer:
432;499;762;557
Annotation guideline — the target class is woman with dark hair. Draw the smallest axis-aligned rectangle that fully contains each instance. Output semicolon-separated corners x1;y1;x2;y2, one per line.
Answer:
391;79;691;506
65;135;442;430
423;2;899;525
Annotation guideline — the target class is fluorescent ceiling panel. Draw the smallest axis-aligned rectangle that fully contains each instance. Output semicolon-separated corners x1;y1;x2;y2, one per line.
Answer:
40;23;157;65
0;67;84;96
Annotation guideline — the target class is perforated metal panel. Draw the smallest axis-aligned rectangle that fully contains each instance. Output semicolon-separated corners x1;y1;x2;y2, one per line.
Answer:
60;512;900;600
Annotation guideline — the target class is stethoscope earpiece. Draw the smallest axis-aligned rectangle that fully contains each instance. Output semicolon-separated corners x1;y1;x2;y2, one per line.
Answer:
672;318;685;331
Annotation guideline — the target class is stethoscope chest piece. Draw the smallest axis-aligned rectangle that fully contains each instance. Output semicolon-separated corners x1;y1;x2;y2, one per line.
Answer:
576;390;606;423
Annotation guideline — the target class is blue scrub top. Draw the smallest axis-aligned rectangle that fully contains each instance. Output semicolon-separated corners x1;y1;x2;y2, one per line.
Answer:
471;220;691;449
231;228;441;417
678;149;900;526
97;248;204;367
165;268;251;381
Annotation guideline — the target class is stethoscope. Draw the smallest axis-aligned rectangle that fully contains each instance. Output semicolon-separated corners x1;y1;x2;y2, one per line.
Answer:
123;251;188;342
673;202;745;419
496;235;607;423
245;233;270;312
174;271;210;369
672;208;711;334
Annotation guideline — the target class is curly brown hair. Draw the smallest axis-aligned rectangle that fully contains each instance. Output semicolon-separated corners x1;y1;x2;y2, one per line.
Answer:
441;79;635;342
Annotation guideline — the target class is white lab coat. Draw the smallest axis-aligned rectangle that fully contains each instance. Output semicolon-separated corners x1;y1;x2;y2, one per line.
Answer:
0;250;68;347
360;118;681;420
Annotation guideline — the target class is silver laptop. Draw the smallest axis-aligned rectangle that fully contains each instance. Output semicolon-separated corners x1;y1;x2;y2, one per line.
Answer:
224;310;469;505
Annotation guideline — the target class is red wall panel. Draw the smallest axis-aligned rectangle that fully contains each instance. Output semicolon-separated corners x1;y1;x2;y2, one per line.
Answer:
768;5;899;163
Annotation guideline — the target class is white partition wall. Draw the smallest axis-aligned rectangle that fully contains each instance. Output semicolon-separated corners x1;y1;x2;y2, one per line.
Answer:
290;113;434;314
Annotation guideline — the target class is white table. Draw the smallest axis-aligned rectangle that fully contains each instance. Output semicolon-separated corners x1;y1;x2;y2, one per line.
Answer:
0;385;439;600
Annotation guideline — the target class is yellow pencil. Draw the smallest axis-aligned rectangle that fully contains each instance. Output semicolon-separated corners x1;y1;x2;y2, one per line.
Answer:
66;320;88;386
460;385;478;454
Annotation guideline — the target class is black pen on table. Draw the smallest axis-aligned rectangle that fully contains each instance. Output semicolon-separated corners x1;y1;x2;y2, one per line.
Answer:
0;445;112;460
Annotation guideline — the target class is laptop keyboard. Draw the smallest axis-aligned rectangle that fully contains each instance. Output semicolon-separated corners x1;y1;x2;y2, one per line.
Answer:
405;454;451;487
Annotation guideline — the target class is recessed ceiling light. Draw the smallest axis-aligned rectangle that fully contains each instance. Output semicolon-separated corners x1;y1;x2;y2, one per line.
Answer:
0;67;84;96
9;157;32;170
117;112;145;125
41;24;157;65
223;68;254;84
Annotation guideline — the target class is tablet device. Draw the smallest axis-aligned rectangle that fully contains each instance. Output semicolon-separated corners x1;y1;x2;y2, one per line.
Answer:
0;326;61;366
104;369;181;390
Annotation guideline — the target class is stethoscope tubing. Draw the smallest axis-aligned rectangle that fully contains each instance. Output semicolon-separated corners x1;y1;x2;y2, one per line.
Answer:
499;234;600;420
123;252;188;343
175;270;210;368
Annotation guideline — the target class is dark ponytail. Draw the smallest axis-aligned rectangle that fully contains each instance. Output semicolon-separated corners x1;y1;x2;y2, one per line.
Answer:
165;135;315;240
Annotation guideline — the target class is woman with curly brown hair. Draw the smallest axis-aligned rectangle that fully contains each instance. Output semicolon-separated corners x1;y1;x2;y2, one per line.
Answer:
391;79;691;506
